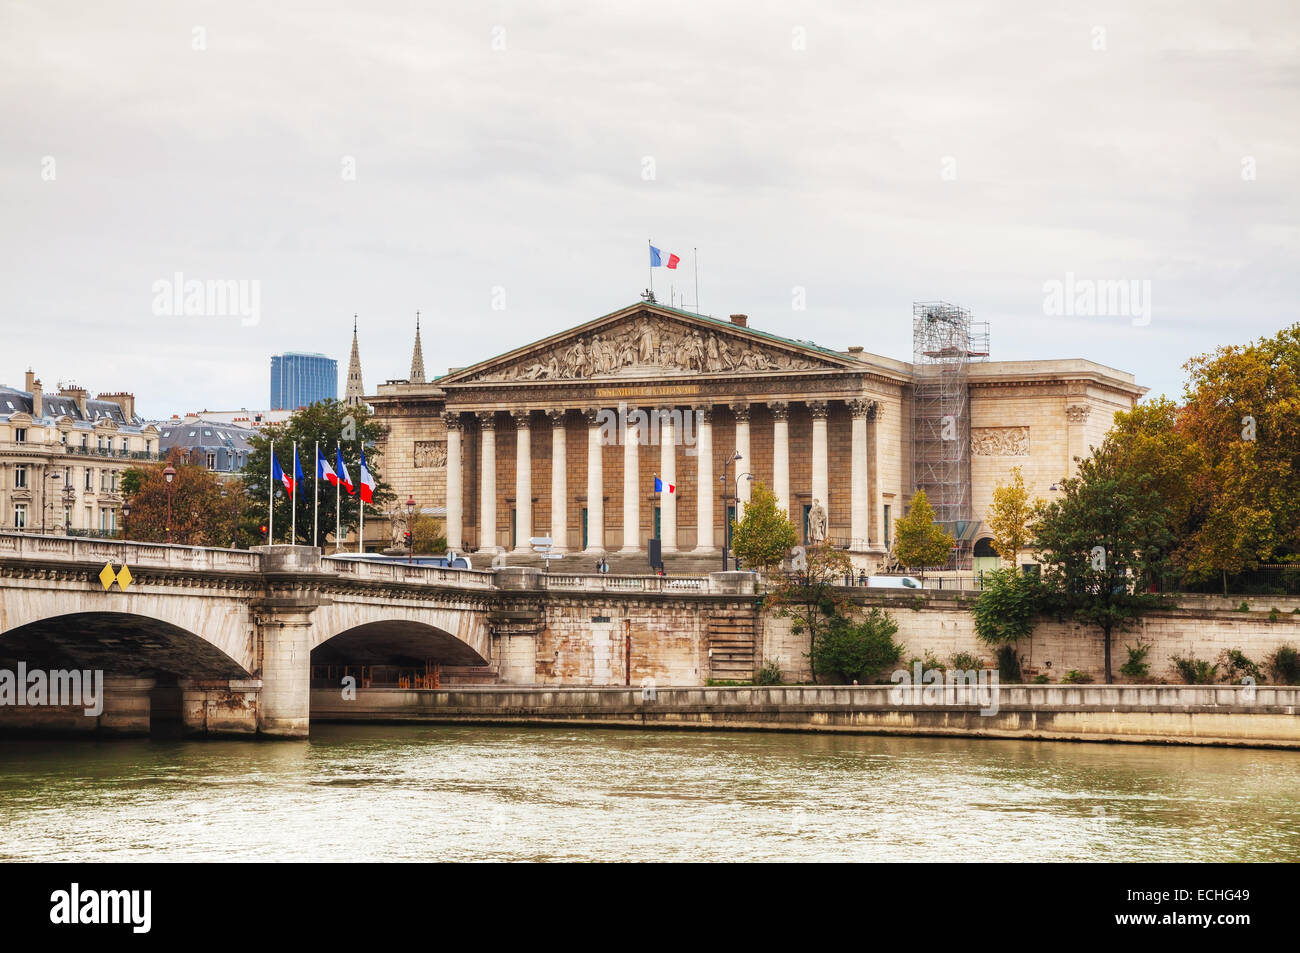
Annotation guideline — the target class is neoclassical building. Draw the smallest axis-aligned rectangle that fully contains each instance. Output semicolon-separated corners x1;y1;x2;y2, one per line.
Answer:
370;301;1145;567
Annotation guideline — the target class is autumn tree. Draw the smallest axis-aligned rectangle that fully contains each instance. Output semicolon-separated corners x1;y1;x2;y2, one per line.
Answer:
411;514;448;555
985;467;1043;568
1177;324;1300;583
241;400;392;547
893;490;955;579
121;451;237;547
730;480;798;573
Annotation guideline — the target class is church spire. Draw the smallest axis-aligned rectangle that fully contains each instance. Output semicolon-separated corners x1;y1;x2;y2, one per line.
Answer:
345;314;365;407
409;311;426;384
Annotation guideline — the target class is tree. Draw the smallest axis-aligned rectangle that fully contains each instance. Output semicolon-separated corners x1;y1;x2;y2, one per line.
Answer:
814;609;905;684
893;490;955;578
767;543;853;683
122;452;236;547
241;400;393;547
1033;442;1174;683
1177;324;1300;581
972;568;1044;647
410;514;447;555
986;467;1042;568
730;481;798;573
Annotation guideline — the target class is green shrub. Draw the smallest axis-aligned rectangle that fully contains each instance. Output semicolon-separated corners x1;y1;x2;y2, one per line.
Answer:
996;645;1022;683
1217;648;1262;683
755;660;783;686
1031;673;1051;684
1171;654;1219;684
1265;644;1300;685
972;568;1044;645
1119;640;1151;680
1268;607;1281;622
949;651;984;671
813;609;905;684
1235;601;1250;612
1060;669;1093;684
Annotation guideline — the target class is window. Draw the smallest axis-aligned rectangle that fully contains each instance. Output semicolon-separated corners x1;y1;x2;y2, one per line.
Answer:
14;428;26;443
80;435;87;449
110;470;118;492
62;506;70;528
84;468;93;491
14;465;27;489
14;504;27;529
883;505;892;549
121;438;128;452
207;452;217;470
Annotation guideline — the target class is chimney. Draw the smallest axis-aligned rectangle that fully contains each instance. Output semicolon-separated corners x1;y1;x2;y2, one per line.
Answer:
24;369;34;391
59;384;88;418
847;346;864;355
31;378;42;418
729;314;748;328
97;391;136;421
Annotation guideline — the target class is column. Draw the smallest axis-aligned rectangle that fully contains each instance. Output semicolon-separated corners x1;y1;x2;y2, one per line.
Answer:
511;410;532;553
477;411;497;552
584;407;605;553
849;399;869;551
692;406;716;553
443;412;463;551
868;402;883;547
809;400;829;522
620;405;642;552
548;410;568;551
1066;404;1091;477
659;406;677;553
731;402;751;518
771;400;790;516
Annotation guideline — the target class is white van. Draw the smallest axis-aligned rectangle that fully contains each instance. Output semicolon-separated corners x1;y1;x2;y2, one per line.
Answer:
866;575;924;589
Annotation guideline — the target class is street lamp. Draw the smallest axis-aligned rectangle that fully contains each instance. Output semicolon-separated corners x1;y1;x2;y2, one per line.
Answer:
405;494;416;563
720;451;742;571
41;470;62;535
122;501;131;539
163;464;176;544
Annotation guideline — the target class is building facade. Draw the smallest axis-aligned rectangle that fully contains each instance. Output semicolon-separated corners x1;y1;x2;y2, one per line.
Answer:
0;372;160;535
270;352;337;410
369;302;1145;567
156;418;255;473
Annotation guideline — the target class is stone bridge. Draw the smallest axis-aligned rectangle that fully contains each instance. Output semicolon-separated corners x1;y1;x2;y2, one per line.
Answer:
0;533;753;737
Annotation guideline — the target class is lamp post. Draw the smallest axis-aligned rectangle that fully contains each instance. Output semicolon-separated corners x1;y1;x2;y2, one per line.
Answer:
719;451;742;571
163;463;176;544
122;501;130;540
405;494;417;563
41;469;62;535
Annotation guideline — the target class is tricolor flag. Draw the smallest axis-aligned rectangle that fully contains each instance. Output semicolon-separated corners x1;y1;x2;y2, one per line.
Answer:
358;446;376;504
317;446;337;484
335;446;354;495
293;447;305;495
272;455;293;494
649;245;680;270
654;475;675;494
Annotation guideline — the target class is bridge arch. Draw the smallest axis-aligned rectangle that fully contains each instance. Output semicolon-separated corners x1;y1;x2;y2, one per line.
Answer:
310;603;491;668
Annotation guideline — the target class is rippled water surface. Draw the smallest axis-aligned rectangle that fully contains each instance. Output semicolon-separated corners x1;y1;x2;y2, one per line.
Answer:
1;726;1297;861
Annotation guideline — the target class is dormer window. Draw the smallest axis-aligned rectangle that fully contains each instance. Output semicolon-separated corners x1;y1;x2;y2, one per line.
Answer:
14;428;26;443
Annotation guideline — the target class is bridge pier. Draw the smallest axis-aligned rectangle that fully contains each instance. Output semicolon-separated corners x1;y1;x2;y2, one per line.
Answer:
99;676;157;736
256;605;314;737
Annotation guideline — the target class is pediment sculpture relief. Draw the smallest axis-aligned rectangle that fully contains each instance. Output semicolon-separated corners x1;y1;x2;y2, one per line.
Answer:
971;426;1030;456
466;316;825;383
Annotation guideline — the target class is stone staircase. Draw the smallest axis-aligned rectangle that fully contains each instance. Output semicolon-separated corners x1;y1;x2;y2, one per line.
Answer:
706;611;757;682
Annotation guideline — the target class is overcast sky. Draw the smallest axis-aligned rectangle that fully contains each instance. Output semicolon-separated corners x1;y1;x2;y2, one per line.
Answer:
2;1;1296;419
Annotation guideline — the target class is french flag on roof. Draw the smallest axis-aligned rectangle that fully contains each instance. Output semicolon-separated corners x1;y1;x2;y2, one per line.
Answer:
649;245;680;270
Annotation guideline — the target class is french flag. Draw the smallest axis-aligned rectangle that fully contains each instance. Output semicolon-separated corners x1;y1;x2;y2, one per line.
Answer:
335;446;354;495
654;475;675;494
318;446;337;484
292;447;304;495
649;245;680;270
359;446;376;504
272;455;293;495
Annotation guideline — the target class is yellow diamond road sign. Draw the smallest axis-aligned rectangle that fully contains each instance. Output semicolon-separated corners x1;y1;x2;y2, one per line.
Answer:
99;562;133;591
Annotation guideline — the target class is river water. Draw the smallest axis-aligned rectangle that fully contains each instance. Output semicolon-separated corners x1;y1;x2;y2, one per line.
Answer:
1;726;1297;862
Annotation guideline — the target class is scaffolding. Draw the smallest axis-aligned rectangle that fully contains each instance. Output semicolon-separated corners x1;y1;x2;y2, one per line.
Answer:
911;301;989;568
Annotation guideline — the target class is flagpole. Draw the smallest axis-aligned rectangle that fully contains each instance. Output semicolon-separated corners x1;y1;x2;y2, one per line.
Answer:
335;441;341;554
694;247;699;314
313;440;319;549
647;238;654;300
357;442;364;554
268;439;274;544
291;442;297;545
